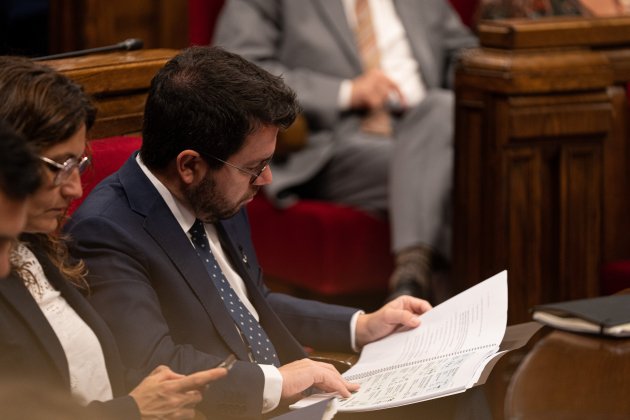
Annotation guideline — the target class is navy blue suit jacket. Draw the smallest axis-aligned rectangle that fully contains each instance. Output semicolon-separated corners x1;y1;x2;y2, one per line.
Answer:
0;240;139;419
65;155;358;418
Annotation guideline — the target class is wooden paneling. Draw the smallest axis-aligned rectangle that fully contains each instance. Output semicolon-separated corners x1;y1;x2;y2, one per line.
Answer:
478;15;630;49
44;49;178;138
559;145;602;299
454;17;630;323
49;0;188;54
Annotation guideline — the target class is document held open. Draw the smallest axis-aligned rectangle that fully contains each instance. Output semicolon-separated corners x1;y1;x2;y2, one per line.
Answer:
292;270;509;412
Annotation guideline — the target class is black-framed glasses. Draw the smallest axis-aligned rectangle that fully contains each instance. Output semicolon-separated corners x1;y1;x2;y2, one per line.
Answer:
206;154;273;184
39;155;91;186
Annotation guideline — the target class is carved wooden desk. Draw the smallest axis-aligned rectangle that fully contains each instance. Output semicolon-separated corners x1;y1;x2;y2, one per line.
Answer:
453;16;630;323
334;325;630;419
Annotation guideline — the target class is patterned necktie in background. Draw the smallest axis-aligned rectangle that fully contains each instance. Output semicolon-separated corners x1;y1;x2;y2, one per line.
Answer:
353;0;393;137
189;219;280;366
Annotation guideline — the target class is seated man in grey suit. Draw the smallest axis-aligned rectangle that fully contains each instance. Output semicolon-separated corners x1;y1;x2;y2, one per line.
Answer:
214;0;478;302
66;46;432;419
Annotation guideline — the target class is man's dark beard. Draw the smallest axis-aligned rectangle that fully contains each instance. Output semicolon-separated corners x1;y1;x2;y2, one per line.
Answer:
184;175;258;223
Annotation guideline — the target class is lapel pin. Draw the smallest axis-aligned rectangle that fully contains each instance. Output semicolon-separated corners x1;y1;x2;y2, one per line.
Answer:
239;246;249;268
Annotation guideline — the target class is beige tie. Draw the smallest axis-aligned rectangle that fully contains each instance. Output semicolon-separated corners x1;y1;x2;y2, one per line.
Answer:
353;0;392;137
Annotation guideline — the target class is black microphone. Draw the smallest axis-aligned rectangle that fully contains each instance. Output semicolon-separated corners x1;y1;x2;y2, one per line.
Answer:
32;38;144;61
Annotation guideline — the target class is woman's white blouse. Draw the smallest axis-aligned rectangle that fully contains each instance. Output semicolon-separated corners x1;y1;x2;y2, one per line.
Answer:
13;243;113;404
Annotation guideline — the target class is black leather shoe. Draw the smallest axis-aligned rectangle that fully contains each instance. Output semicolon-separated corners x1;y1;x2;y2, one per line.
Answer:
386;277;432;303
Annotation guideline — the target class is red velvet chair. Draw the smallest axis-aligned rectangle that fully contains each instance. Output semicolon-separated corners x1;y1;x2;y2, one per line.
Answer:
69;136;143;215
187;0;479;304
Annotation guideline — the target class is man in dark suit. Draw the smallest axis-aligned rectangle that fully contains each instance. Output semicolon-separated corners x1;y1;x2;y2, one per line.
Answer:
214;0;478;302
66;46;431;419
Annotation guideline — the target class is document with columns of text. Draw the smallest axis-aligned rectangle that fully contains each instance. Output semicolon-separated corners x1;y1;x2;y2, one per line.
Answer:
292;271;509;413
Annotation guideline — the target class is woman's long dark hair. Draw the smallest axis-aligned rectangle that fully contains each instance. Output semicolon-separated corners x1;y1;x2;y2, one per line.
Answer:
0;56;96;288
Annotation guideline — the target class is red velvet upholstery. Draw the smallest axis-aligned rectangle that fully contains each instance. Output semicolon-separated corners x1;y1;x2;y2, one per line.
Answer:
188;0;226;45
68;136;142;215
448;0;479;27
249;194;392;295
600;261;630;295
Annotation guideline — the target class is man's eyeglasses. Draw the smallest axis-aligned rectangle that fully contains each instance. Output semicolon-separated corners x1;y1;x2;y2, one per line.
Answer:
39;155;91;186
206;154;273;184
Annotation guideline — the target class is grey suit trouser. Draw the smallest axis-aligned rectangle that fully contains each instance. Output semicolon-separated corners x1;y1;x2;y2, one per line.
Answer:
306;89;453;260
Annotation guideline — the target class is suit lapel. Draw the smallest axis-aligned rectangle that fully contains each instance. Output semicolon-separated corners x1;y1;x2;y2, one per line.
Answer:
121;158;251;362
0;270;70;385
394;0;434;87
120;156;304;362
313;0;363;72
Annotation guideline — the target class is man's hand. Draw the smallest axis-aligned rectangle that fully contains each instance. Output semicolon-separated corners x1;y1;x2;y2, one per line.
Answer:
278;359;360;402
350;69;406;111
355;296;432;348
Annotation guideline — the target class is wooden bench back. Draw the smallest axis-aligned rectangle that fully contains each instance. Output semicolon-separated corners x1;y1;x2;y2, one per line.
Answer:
45;49;178;138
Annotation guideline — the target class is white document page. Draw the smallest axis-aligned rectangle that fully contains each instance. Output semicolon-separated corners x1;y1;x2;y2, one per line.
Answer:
293;270;508;412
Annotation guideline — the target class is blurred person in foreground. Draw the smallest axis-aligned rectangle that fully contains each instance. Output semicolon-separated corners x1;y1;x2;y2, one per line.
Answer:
0;120;41;279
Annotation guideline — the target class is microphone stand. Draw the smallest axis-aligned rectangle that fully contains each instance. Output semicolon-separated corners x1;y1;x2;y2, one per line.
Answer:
33;38;144;61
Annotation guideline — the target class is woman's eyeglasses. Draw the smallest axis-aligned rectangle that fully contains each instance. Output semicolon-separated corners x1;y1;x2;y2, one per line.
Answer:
39;155;91;186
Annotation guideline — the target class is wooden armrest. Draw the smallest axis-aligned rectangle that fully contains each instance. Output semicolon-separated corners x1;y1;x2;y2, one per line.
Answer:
308;351;358;374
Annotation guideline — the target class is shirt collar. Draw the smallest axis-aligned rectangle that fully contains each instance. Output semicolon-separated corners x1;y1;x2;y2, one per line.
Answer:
135;153;197;234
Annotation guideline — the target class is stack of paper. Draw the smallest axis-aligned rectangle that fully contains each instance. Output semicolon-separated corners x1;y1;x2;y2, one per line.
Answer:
292;271;509;413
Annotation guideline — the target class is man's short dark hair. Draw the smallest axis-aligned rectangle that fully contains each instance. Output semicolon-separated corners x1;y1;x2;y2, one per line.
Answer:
0;120;41;200
140;46;300;171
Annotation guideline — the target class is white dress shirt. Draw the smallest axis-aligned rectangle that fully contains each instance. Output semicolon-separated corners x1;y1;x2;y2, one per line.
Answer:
339;0;426;109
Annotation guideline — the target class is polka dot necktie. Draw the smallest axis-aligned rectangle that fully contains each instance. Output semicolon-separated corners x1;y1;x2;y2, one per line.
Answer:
189;219;280;366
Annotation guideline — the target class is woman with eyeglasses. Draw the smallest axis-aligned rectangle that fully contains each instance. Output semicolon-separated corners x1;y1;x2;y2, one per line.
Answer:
0;56;227;419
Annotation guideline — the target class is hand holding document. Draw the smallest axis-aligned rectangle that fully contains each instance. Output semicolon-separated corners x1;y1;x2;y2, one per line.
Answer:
292;271;510;413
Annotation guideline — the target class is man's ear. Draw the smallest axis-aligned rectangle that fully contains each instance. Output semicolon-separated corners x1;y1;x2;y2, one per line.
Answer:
175;150;207;185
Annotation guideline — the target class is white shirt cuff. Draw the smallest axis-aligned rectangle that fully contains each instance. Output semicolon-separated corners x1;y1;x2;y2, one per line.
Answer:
338;79;353;111
350;310;365;352
260;364;283;413
260;309;363;413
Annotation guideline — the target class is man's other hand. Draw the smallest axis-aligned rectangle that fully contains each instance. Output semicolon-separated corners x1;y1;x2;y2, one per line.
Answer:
355;296;432;348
